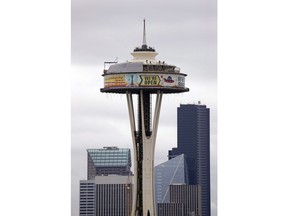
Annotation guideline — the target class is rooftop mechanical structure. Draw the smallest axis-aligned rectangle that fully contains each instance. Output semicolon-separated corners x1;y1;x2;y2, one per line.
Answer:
101;20;189;216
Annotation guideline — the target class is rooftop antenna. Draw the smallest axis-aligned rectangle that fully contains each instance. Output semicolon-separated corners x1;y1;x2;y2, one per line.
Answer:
133;19;155;52
143;18;146;46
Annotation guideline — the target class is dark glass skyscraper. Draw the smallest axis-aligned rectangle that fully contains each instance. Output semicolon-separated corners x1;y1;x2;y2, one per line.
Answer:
169;104;210;216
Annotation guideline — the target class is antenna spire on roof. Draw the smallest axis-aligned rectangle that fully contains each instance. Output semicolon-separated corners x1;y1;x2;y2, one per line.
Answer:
133;19;155;52
143;18;146;46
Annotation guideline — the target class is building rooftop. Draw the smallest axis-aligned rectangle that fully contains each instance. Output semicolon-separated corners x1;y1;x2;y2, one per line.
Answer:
87;147;131;167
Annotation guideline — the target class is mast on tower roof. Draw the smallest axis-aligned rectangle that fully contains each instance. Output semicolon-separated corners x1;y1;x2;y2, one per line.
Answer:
133;19;155;52
143;19;147;46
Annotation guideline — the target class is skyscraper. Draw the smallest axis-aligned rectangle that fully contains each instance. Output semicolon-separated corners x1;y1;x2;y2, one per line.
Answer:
154;154;189;203
87;146;132;180
169;104;210;216
80;147;133;216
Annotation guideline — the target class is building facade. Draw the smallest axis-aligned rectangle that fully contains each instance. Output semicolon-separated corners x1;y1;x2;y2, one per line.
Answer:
157;184;201;216
79;176;133;216
169;104;210;216
154;154;189;203
79;180;95;216
169;184;202;216
87;146;132;180
157;203;185;216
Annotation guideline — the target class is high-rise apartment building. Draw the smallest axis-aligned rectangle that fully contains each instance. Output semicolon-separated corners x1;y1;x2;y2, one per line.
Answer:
87;146;132;180
169;104;210;216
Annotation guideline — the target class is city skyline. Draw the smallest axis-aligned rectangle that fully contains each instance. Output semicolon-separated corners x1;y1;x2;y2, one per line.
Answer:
72;0;217;215
1;1;286;216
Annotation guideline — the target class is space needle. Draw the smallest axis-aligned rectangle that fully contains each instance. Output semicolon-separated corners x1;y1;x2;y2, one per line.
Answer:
101;20;189;216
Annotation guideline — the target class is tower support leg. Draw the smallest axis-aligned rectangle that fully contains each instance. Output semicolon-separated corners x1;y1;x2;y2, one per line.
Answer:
126;92;139;216
126;91;163;216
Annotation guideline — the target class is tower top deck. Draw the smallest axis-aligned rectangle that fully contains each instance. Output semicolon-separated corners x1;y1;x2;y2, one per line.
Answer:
101;20;189;94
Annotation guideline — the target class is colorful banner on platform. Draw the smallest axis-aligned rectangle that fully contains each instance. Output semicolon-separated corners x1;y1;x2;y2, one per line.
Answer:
104;73;185;88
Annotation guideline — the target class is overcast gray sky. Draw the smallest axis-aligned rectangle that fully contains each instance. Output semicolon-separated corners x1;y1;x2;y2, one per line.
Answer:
1;1;288;216
71;0;217;215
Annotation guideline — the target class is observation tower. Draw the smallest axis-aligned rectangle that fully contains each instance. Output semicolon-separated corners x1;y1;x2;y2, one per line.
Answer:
101;20;189;216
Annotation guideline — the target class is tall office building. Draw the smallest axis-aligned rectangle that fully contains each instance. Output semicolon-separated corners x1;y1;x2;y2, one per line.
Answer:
80;147;133;216
80;176;133;216
154;154;189;203
87;146;132;180
169;104;210;216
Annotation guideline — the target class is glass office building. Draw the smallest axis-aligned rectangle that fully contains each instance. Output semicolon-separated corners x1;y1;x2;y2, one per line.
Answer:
87;146;132;179
80;147;133;216
154;154;189;203
169;104;210;216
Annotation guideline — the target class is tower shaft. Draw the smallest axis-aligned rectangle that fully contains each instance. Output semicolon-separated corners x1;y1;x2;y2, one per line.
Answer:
127;91;163;216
